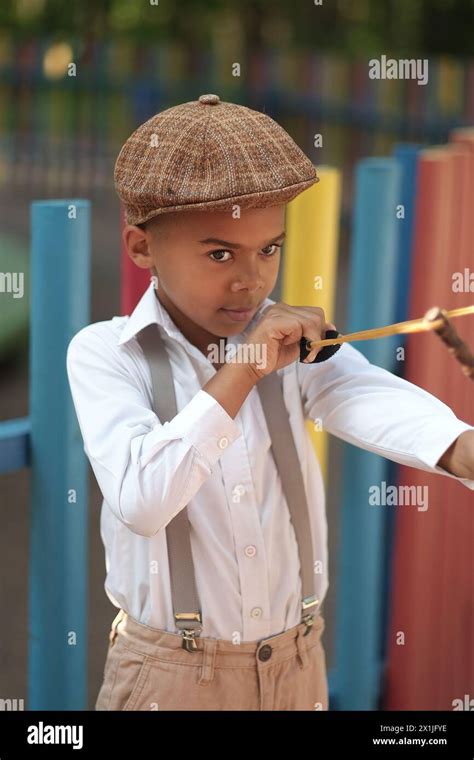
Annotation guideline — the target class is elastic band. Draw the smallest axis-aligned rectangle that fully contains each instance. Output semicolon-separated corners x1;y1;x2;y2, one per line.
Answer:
299;329;342;363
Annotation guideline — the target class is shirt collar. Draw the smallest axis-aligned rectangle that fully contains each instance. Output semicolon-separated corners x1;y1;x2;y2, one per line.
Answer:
117;282;275;349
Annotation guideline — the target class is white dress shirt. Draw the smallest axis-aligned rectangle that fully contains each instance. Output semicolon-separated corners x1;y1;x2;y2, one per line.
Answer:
66;282;474;642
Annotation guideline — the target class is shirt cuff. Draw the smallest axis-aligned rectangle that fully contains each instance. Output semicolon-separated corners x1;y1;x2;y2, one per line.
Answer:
420;420;474;490
176;389;243;467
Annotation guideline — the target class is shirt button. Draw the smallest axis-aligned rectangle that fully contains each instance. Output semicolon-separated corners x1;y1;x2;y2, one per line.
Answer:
244;545;257;558
218;436;229;449
250;607;262;619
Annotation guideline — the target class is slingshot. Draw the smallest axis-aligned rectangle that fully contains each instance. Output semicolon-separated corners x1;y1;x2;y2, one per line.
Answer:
299;305;474;380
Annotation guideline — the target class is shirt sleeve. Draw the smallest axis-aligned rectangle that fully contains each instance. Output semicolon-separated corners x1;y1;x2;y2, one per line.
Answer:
297;341;474;490
66;326;242;537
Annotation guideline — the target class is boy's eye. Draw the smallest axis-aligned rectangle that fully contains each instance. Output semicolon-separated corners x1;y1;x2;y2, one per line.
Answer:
208;244;281;263
261;243;280;255
209;249;232;262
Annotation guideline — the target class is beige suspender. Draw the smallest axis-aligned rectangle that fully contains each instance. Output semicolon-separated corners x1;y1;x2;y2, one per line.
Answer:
137;323;319;651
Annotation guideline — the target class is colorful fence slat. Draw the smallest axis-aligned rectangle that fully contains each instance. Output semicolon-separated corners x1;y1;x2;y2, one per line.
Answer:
27;200;91;709
334;158;402;710
283;167;342;482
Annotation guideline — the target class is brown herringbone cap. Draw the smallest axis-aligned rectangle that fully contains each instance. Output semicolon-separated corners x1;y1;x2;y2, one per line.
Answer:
114;93;319;225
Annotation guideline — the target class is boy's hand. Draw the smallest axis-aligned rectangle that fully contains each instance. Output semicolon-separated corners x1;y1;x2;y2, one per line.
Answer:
437;430;474;479
243;302;337;380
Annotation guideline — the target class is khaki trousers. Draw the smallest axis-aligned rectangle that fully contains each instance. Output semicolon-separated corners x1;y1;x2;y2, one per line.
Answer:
96;608;329;711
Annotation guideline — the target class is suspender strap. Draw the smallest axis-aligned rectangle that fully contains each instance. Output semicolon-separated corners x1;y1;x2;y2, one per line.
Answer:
256;372;319;631
136;324;202;651
136;323;319;650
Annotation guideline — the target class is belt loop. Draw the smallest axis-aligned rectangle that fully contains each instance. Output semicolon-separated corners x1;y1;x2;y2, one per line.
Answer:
109;608;125;647
198;638;217;686
296;625;310;670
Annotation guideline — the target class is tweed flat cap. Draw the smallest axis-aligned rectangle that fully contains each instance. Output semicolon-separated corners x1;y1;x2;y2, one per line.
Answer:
114;93;319;225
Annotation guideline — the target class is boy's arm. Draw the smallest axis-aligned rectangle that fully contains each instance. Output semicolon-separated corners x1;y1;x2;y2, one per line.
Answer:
437;430;474;479
202;361;259;419
297;341;474;490
66;326;252;538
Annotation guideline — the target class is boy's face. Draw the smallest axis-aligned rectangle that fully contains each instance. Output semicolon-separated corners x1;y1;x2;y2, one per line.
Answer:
123;204;285;357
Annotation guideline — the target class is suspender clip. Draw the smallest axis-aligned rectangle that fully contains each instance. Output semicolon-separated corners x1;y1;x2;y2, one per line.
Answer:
175;611;202;653
181;629;199;652
301;596;319;636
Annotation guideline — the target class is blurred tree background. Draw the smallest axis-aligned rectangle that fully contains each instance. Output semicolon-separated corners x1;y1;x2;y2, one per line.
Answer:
0;0;472;270
0;0;473;56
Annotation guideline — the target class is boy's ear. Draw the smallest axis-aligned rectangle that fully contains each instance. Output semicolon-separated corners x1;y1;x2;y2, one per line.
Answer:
122;224;154;270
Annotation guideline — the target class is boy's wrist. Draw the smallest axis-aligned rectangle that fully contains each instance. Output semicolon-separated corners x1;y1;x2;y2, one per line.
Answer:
203;357;260;419
220;357;261;387
437;430;474;479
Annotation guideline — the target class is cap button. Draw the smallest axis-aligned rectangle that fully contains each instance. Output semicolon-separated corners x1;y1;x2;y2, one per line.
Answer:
198;93;220;105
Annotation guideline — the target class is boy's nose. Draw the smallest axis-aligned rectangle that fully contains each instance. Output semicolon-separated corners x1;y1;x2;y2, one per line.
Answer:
231;278;265;294
231;265;266;292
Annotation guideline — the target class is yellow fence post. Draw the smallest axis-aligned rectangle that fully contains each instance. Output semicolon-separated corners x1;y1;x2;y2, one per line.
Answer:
282;165;342;482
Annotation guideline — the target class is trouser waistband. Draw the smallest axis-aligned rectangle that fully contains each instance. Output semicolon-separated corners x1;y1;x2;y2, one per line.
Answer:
109;609;325;682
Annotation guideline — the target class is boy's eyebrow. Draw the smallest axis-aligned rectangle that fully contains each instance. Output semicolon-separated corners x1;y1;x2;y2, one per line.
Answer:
198;231;286;249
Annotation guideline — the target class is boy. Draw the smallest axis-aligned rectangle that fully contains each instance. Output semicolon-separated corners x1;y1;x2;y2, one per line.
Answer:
66;93;474;711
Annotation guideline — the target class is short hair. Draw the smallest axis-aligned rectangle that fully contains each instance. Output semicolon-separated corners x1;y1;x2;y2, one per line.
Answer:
135;214;176;237
136;218;156;233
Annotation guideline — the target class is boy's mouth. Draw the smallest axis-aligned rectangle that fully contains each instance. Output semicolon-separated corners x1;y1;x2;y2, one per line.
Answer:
220;306;257;322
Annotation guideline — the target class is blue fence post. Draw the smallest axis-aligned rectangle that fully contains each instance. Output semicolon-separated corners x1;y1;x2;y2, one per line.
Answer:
334;159;401;710
28;200;90;710
0;418;30;473
392;144;422;325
